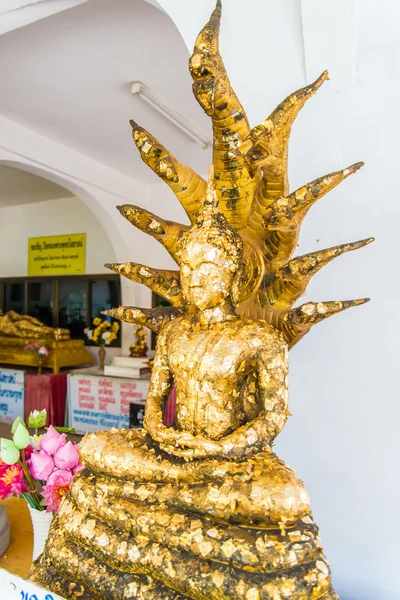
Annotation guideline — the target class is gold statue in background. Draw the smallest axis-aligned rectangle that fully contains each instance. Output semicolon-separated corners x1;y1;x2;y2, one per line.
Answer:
0;310;70;340
0;311;93;373
31;2;372;598
129;325;148;357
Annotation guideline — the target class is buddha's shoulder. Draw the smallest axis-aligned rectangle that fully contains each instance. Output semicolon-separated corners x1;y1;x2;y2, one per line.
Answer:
162;315;286;346
161;315;190;335
238;318;287;345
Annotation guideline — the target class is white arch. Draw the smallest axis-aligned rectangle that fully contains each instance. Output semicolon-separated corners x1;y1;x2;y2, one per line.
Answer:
0;157;127;262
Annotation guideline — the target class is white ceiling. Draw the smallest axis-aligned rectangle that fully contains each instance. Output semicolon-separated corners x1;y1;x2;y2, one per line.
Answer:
0;164;74;206
0;0;212;183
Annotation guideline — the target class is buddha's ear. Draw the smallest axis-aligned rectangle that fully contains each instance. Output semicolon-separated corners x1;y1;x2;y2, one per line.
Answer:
230;263;244;306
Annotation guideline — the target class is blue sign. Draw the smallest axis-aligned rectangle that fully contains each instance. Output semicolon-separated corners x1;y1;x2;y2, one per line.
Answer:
0;368;25;425
20;592;54;600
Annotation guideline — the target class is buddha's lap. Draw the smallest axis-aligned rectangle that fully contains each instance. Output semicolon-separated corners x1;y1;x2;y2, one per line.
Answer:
78;428;310;526
34;467;331;599
68;473;321;572
34;435;328;597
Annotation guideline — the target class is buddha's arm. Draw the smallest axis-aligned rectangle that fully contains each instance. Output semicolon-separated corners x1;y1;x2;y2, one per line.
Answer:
160;336;289;459
145;326;223;454
143;328;174;441
218;342;289;457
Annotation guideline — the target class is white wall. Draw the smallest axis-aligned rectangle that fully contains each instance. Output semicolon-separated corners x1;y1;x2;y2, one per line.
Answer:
152;2;399;599
0;195;116;277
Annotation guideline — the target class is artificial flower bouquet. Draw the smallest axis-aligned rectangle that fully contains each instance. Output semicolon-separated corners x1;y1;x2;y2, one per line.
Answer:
24;342;49;359
84;317;119;346
0;409;82;514
24;342;49;374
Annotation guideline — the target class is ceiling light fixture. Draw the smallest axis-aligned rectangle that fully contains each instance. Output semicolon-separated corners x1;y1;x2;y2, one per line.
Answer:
130;81;210;149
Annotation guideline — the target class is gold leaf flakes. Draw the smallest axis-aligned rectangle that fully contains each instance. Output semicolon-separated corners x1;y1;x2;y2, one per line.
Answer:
124;582;139;597
97;533;109;547
117;541;128;556
127;546;141;562
212;570;225;588
206;528;220;539
316;559;330;575
198;541;213;557
221;539;237;558
246;588;260;600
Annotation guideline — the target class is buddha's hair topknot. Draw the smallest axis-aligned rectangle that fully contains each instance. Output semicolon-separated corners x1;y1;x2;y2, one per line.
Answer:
177;210;244;270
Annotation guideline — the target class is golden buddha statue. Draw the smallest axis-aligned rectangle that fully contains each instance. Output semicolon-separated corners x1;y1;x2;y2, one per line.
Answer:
0;310;70;340
30;2;372;598
129;325;148;357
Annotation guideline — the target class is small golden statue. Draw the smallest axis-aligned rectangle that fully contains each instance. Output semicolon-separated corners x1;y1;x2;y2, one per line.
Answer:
129;325;148;357
31;2;372;598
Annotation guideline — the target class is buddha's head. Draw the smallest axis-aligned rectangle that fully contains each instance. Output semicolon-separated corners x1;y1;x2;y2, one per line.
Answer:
178;211;243;311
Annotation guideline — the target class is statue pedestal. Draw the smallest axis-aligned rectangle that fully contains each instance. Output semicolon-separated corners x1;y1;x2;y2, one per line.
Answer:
0;337;93;374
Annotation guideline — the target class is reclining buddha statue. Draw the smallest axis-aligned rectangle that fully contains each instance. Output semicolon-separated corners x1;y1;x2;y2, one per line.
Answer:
0;310;70;340
30;2;372;598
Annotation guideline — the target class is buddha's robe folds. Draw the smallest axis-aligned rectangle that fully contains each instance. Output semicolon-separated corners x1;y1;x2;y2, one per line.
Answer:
30;428;339;600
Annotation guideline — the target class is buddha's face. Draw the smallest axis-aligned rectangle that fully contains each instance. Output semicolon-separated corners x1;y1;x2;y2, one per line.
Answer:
180;238;236;310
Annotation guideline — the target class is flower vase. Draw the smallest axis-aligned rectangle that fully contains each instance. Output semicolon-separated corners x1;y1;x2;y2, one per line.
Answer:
27;505;53;561
37;357;44;376
98;345;106;371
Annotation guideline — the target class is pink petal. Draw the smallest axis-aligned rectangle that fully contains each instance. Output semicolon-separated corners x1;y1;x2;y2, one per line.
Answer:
29;451;55;481
54;442;80;470
40;425;67;455
47;469;73;487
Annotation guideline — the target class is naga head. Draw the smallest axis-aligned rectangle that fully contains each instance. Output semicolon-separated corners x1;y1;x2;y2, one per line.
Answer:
104;0;371;347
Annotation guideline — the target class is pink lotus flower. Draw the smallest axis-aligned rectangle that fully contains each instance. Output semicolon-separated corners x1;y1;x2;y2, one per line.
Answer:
41;469;73;513
54;442;80;470
40;425;66;455
24;342;39;352
38;346;49;357
47;469;73;487
0;463;28;499
29;450;55;481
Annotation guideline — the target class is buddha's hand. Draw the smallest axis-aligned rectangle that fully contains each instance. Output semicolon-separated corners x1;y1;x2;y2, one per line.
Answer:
218;425;268;459
158;429;264;459
159;432;223;458
143;411;177;445
144;412;221;455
